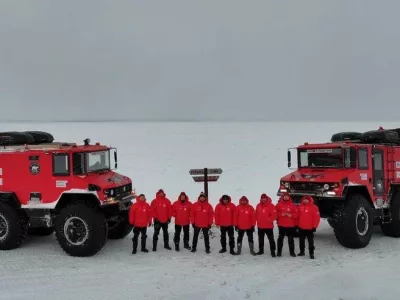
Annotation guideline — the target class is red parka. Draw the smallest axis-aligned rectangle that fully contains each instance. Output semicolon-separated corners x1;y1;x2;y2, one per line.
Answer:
256;194;277;229
151;189;173;223
129;196;153;227
172;192;192;226
236;196;256;230
297;195;321;230
215;195;237;227
190;195;214;228
276;193;298;228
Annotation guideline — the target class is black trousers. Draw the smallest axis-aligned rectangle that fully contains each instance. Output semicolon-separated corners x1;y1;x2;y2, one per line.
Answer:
258;228;276;252
132;227;147;249
174;224;190;246
237;228;254;244
220;226;235;249
153;221;169;246
192;226;210;250
277;226;295;254
299;229;315;253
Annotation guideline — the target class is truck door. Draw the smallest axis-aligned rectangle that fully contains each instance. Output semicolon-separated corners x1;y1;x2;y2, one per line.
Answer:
372;147;385;196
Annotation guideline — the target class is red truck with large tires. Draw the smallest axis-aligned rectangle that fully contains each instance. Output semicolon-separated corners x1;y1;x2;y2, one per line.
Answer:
278;128;400;248
0;131;134;256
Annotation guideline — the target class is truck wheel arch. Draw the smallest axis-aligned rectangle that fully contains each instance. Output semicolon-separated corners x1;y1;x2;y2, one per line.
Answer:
55;193;101;213
0;193;21;210
342;185;373;207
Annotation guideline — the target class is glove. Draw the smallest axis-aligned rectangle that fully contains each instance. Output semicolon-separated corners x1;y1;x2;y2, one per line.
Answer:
235;226;238;232
148;223;152;227
208;225;212;229
251;227;255;232
168;219;171;224
192;224;196;229
312;228;316;232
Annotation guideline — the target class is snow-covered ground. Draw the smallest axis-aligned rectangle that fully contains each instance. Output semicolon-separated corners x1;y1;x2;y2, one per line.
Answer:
1;121;400;300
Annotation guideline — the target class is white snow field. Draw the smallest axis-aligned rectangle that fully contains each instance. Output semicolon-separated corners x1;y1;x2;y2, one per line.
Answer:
1;121;400;300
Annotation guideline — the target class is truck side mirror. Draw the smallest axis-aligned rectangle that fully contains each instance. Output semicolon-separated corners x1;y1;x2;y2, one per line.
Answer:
287;150;291;168
114;150;118;169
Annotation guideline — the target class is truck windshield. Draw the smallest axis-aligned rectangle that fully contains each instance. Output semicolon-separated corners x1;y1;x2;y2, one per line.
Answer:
299;148;342;168
73;150;110;174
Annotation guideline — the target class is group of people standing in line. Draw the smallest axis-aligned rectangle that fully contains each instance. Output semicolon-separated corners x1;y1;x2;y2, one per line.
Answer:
128;189;321;259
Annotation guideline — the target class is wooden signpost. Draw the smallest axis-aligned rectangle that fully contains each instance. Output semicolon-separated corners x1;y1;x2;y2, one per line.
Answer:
189;168;223;198
189;168;223;239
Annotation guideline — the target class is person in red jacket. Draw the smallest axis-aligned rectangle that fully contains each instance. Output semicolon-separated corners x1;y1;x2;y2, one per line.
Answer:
276;193;298;257
255;193;277;257
172;192;192;251
297;195;320;259
190;192;214;253
129;194;153;254
235;196;256;255
215;194;237;255
151;189;173;251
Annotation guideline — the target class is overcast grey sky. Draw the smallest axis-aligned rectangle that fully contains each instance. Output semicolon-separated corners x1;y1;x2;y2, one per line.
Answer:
0;0;399;121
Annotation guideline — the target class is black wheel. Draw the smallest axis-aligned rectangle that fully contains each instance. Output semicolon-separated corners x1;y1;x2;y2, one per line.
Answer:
381;193;400;237
0;203;26;250
0;132;35;145
360;129;398;143
28;226;55;236
107;218;132;239
23;131;54;144
327;218;336;228
333;194;374;248
55;204;108;257
331;132;362;142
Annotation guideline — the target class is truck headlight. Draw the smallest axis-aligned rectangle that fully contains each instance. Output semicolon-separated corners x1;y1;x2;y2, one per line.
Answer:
323;184;329;190
284;182;290;188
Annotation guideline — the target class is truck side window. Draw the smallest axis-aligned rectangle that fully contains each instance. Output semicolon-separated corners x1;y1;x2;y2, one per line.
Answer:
73;153;85;175
344;148;356;168
53;153;70;176
358;148;368;170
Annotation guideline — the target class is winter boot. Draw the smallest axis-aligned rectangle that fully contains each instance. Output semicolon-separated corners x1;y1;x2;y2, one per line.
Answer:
206;248;210;254
297;251;305;256
277;238;283;257
141;239;149;253
229;246;236;255
289;238;296;257
270;244;276;257
132;239;138;254
249;242;256;256
152;241;157;252
236;242;242;255
219;247;227;253
309;246;315;259
184;242;191;250
191;248;196;253
256;246;264;255
175;243;180;251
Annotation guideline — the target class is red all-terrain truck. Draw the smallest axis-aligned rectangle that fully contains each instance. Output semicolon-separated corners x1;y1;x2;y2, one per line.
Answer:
278;128;400;249
0;131;135;257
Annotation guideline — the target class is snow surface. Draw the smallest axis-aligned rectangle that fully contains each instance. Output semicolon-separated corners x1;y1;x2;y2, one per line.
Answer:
1;121;400;300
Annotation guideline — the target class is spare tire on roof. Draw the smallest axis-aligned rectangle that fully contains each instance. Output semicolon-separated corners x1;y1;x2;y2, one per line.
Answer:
0;132;35;145
360;129;399;143
331;132;362;142
23;131;54;144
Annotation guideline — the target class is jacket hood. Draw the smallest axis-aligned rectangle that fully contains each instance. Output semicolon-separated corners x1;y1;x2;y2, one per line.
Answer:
156;189;166;199
300;195;314;205
136;195;146;203
219;194;232;204
279;193;293;203
239;196;249;205
178;191;189;202
197;193;208;203
259;193;272;204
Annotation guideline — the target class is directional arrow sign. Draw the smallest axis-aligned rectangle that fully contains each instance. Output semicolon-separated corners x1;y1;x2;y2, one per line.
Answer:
192;175;220;182
189;168;223;175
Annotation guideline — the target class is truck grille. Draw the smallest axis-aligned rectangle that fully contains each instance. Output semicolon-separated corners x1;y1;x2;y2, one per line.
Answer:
291;182;323;191
104;183;132;198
